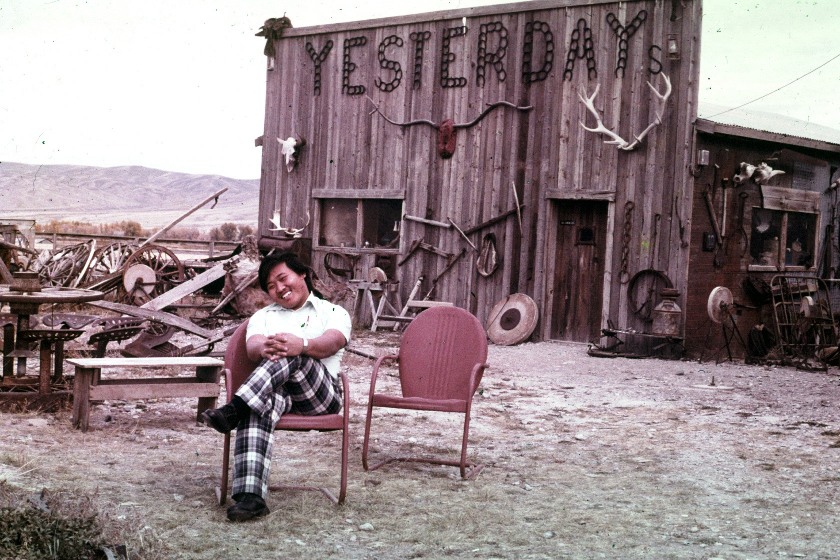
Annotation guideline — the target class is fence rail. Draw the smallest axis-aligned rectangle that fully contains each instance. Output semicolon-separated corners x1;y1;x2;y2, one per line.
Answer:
36;231;240;260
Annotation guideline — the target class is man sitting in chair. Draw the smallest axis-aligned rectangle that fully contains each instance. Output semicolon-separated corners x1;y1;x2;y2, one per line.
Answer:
201;252;351;522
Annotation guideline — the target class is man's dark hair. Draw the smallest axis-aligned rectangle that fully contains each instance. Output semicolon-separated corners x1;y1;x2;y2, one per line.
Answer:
258;252;323;298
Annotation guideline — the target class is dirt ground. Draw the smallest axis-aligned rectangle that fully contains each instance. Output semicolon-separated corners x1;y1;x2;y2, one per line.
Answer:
1;326;839;559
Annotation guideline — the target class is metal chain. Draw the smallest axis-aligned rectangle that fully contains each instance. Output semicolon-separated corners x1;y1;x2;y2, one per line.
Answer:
620;201;635;283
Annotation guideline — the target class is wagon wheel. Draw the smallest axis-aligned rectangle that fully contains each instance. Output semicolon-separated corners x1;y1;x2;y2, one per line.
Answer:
10;229;38;272
119;244;184;304
83;241;138;293
36;240;97;288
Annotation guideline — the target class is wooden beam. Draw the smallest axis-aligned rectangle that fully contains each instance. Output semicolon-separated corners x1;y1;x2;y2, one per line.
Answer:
140;263;228;311
403;214;451;228
88;301;214;338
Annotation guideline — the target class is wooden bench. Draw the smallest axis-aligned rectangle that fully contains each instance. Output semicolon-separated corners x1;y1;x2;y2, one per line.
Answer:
68;356;224;432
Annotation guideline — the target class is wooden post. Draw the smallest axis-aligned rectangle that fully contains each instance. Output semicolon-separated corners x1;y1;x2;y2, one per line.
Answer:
72;366;96;431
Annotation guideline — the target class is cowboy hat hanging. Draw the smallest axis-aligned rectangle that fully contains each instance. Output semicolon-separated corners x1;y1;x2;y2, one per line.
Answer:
486;293;539;345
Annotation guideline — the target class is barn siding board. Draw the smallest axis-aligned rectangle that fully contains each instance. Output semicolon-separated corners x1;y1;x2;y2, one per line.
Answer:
258;0;702;347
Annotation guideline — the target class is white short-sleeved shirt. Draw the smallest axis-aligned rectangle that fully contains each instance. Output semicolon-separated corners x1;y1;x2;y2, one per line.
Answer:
245;293;352;378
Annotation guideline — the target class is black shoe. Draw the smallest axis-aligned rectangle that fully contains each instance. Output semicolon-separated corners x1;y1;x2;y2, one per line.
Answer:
200;403;239;434
227;493;269;522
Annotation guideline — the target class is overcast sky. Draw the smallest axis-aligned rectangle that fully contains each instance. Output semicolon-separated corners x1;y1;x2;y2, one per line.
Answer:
1;0;837;180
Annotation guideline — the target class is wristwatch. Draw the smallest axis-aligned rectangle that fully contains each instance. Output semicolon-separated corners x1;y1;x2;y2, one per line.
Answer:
302;338;309;351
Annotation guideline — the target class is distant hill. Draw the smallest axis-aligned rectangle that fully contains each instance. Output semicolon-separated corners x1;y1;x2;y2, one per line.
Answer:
0;162;260;231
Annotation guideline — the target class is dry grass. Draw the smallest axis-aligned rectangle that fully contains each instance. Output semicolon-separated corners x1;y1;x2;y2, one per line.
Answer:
0;330;839;558
0;480;169;559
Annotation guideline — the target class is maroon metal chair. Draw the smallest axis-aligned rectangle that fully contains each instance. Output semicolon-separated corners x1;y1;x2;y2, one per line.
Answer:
362;306;489;479
217;319;350;505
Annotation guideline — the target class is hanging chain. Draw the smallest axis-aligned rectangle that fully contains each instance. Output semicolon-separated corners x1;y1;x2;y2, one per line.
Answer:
620;201;635;284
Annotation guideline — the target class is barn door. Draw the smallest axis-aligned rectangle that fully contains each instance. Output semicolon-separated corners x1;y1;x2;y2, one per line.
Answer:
550;200;608;341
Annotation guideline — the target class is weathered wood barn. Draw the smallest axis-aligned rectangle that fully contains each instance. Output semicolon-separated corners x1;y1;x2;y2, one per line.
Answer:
255;0;703;348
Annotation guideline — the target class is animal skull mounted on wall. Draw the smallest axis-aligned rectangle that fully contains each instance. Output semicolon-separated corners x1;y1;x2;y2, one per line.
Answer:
753;162;785;185
278;135;306;172
733;162;785;185
732;162;756;185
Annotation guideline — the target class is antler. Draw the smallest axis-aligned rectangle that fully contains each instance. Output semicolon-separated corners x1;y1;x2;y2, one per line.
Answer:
579;73;672;151
269;210;311;238
628;74;671;148
578;83;631;149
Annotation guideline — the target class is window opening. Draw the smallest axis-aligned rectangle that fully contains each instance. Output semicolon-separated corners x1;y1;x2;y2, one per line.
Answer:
749;208;816;269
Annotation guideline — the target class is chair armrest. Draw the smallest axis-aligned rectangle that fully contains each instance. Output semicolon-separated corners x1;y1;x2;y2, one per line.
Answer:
339;369;350;406
469;362;490;395
369;354;398;395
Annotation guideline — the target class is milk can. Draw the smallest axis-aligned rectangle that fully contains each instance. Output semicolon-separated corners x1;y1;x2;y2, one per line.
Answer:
651;288;682;336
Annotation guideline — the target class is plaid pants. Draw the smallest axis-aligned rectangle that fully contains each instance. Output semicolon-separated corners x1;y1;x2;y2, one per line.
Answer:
231;356;342;500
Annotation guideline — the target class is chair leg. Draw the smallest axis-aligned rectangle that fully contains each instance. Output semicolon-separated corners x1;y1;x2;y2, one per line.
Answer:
218;434;231;506
361;400;375;471
338;389;350;504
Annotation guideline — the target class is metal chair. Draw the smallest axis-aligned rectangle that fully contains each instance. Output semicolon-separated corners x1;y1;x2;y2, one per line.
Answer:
217;319;350;505
362;306;489;479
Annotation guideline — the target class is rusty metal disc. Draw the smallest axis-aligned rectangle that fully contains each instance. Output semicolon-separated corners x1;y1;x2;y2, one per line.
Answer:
486;293;539;346
707;286;733;324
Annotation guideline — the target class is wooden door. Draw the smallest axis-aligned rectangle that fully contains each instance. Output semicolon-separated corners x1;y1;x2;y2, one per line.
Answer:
550;200;608;341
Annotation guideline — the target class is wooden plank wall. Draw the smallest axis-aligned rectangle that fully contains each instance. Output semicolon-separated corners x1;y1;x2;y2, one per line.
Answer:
258;0;702;339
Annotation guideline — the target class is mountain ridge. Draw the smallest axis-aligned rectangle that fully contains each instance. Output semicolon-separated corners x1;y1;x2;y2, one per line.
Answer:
0;162;260;231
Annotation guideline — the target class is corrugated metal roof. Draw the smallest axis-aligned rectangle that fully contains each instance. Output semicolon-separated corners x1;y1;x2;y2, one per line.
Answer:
697;102;840;151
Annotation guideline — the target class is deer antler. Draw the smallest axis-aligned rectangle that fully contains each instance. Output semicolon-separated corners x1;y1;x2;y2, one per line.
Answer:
269;210;311;238
578;83;631;148
579;73;672;151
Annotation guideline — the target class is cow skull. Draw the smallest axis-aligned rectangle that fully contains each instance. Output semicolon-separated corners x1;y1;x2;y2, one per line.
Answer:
269;210;310;238
278;135;306;172
733;162;757;185
753;162;785;185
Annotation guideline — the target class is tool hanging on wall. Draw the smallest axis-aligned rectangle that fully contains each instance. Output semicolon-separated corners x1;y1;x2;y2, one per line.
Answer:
463;205;525;236
511;181;523;236
423;249;466;300
726;191;749;258
703;190;724;269
403;214;451;229
398;238;456;266
720;177;730;238
447;217;477;251
648;213;661;270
